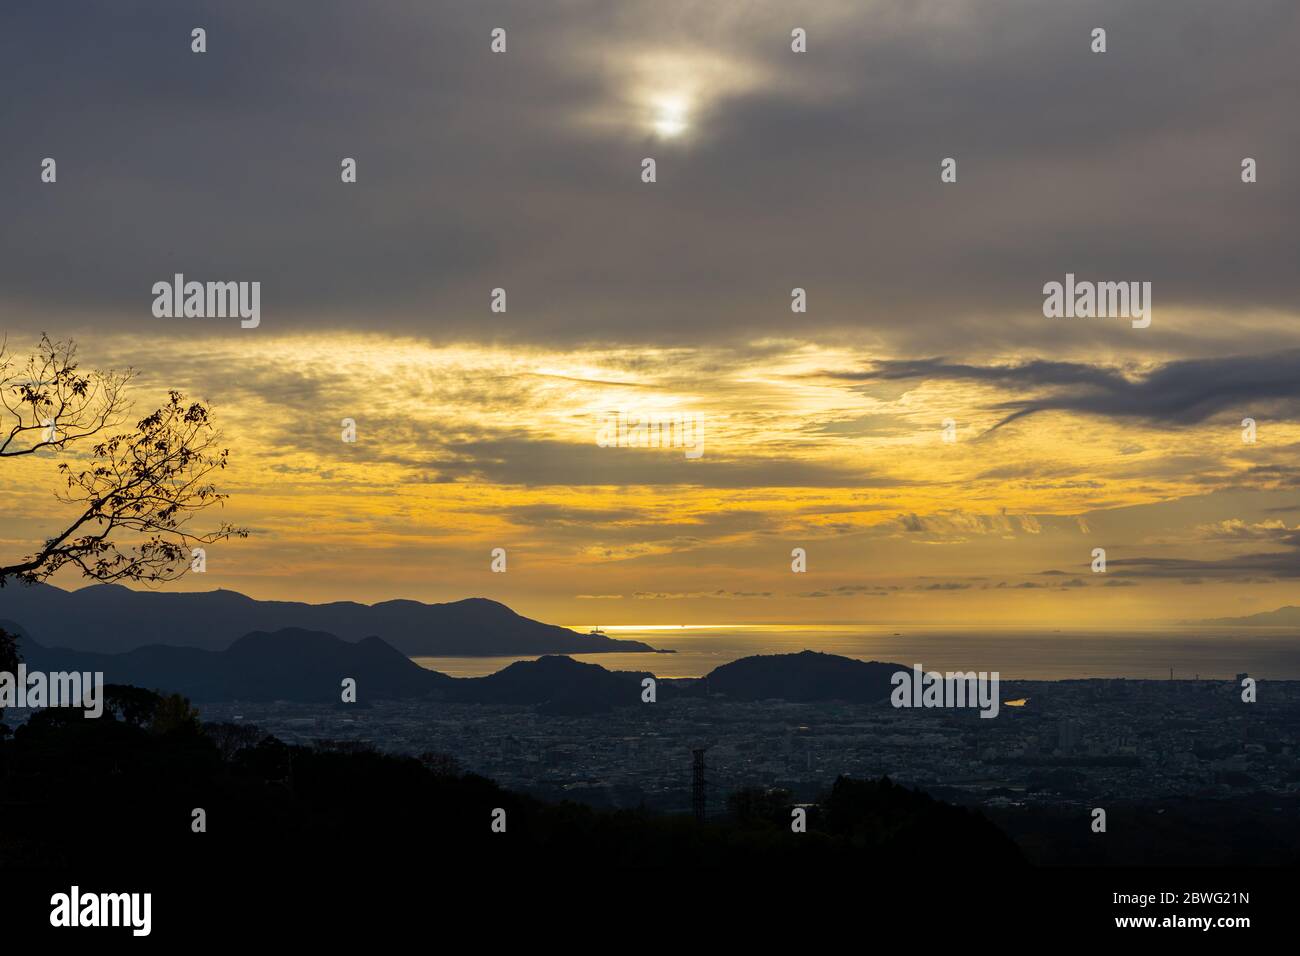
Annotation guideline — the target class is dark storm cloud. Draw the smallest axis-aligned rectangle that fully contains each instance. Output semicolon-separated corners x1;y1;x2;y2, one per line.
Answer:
845;358;1129;390
2;0;1298;349
1066;526;1300;580
1108;553;1297;579
847;349;1300;429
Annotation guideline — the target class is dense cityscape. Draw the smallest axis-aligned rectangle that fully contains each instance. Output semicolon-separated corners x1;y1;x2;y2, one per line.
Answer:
190;674;1300;815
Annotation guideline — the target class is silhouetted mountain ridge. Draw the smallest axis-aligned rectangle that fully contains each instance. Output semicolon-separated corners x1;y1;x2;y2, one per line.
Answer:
0;582;655;656
448;655;657;714
16;627;450;703
1198;606;1300;627
5;625;907;708
695;650;900;703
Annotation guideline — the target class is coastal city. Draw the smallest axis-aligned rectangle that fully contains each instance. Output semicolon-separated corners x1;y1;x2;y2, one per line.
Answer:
196;673;1300;816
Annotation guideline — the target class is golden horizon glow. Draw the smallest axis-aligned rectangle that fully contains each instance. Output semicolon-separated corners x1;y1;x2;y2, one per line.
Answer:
4;330;1300;628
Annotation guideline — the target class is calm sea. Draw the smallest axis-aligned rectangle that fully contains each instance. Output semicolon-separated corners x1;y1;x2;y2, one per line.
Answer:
413;624;1300;680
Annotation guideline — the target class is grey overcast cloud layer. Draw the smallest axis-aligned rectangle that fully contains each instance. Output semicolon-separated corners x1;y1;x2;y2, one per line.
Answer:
2;0;1298;356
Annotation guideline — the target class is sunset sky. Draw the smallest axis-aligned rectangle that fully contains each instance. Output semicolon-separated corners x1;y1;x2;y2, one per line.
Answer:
3;0;1299;626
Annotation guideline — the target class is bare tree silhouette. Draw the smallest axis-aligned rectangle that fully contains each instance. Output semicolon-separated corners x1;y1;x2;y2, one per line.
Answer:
0;333;247;587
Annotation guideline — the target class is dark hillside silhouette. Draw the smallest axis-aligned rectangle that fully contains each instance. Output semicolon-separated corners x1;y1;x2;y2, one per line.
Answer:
445;655;659;714
14;627;450;703
700;650;900;702
0;684;1024;873
0;583;656;656
10;626;904;708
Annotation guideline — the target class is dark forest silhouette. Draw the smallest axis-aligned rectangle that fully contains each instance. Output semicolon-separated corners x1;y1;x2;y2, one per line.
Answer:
0;678;1025;871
